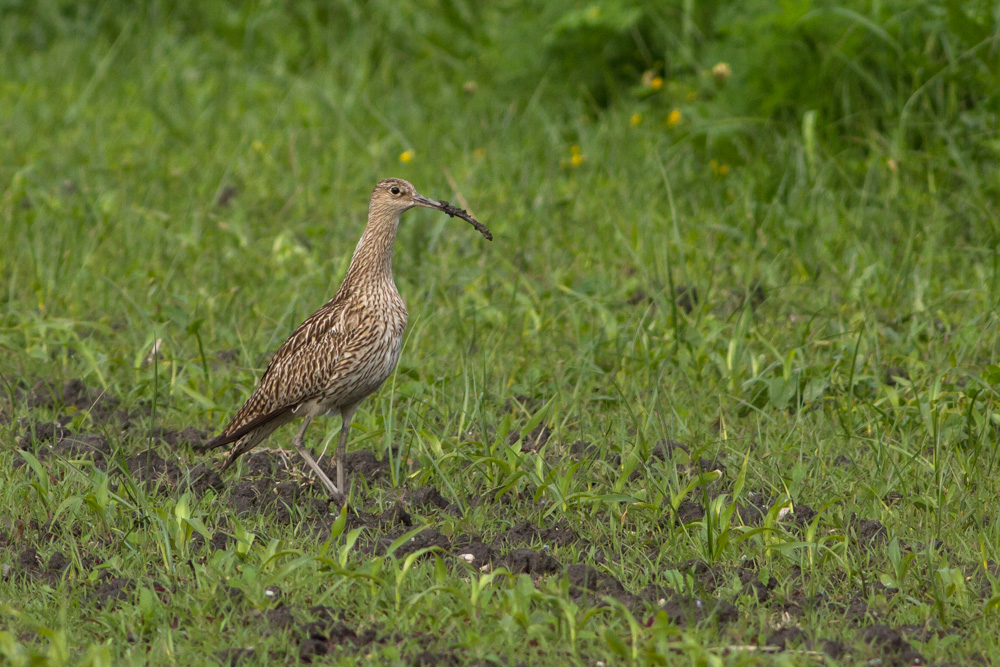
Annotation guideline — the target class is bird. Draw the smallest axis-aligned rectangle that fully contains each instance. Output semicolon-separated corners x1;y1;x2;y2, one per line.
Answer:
198;178;492;502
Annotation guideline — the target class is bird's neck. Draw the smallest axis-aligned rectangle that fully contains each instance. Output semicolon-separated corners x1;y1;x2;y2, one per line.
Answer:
343;207;401;287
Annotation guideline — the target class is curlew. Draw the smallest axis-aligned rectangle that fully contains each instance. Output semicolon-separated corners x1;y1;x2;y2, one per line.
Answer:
198;178;491;501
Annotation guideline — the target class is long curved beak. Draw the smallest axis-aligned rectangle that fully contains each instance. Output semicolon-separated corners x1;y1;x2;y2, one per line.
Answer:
412;193;446;211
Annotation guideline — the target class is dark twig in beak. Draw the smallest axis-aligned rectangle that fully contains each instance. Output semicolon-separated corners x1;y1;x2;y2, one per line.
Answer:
413;194;493;241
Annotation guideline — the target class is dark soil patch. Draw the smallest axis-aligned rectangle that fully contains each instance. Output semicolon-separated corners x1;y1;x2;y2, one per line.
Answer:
834;455;854;468
185;463;225;494
299;621;377;663
342;449;390;481
735;492;771;526
87;572;134;608
788;503;818;527
253;604;380;663
22;378;120;424
566;563;627;599
407;486;449;511
673;500;705;524
451;535;494;568
766;627;806;649
765;630;852;661
848;514;888;544
658;596;739;626
779;588;878;624
381;528;450;559
493;520;578;549
678;560;730;593
675;285;699;313
15;419;71;450
124;449;182;486
216;185;239;207
737;560;776;602
625;288;651;306
502;548;561;575
16;431;111;469
569;439;598;459
230;478;332;524
508;423;551;452
147;426;207;449
859;624;925;666
9;547;70;586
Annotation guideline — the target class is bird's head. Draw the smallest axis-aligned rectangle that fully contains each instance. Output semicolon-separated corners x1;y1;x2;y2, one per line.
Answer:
369;178;493;240
370;178;445;215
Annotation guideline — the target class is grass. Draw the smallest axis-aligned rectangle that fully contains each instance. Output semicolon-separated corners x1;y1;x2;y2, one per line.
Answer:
2;1;1000;664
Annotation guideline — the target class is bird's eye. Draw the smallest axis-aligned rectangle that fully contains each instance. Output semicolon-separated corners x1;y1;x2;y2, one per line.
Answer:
390;186;401;195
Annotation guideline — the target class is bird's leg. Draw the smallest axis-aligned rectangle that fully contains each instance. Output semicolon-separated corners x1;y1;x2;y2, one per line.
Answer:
290;414;342;501
336;404;359;498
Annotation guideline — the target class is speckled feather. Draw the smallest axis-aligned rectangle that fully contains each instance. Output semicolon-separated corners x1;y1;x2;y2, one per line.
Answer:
199;179;414;469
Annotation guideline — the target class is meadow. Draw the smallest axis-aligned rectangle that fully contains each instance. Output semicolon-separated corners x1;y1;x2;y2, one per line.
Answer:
1;1;999;664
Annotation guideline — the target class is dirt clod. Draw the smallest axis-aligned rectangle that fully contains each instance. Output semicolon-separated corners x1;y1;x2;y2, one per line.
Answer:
674;500;705;524
124;449;182;486
860;624;925;665
660;596;738;626
16;420;71;450
849;514;888;543
502;548;561;575
766;627;806;649
496;521;578;548
343;450;389;480
566;563;626;598
408;486;449;510
88;572;134;608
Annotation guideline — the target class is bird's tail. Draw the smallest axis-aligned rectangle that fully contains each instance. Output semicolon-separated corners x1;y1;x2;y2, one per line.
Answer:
196;405;296;469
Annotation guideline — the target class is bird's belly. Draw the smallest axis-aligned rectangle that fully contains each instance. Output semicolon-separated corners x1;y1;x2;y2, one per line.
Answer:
323;328;403;408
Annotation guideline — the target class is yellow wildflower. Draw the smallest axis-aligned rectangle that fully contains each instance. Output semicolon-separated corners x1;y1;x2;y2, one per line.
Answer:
666;109;681;128
710;159;730;177
650;76;663;91
399;150;414;163
630;113;642;127
569;145;585;167
473;148;485;158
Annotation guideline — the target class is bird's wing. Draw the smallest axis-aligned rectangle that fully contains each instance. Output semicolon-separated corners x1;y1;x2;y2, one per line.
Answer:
201;296;369;450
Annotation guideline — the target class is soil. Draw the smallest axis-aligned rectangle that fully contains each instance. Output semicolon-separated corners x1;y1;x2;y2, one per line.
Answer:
88;572;135;608
0;377;968;664
507;423;552;452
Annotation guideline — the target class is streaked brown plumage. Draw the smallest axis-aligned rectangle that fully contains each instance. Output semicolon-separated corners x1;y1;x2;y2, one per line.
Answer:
199;178;491;501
